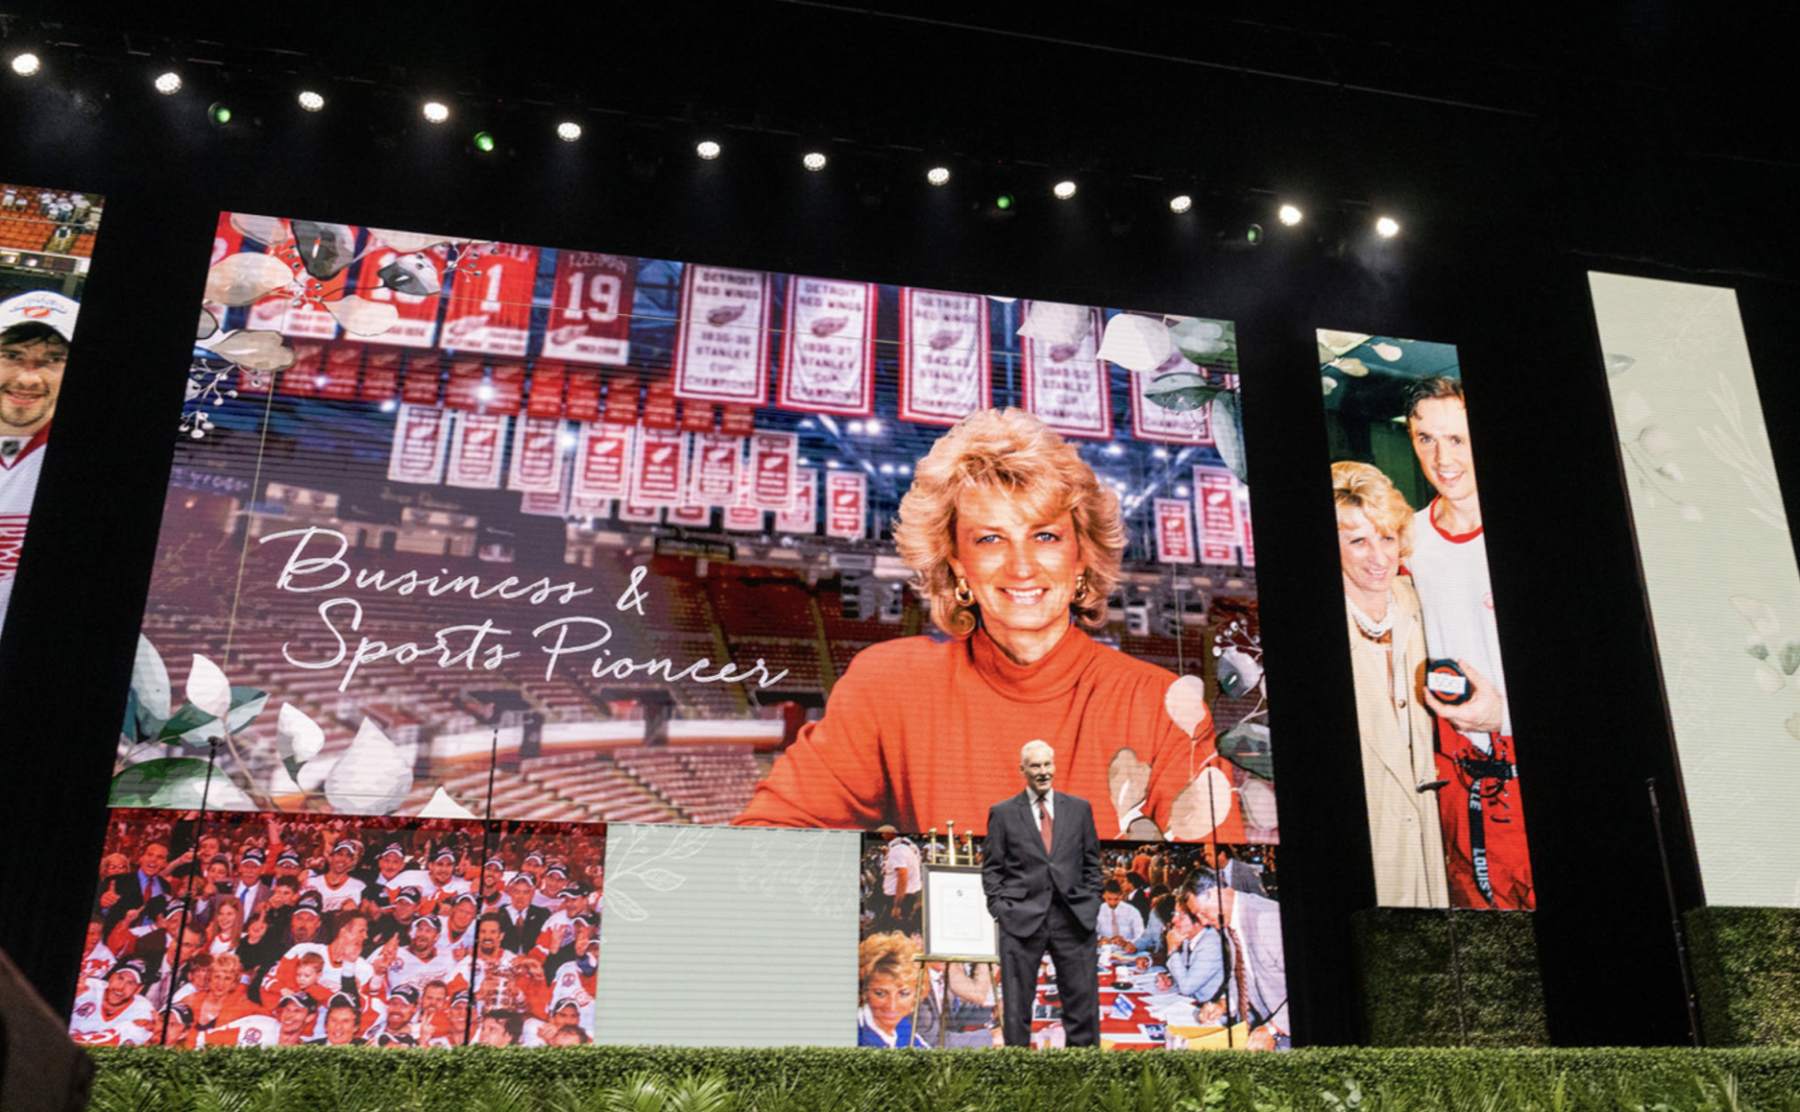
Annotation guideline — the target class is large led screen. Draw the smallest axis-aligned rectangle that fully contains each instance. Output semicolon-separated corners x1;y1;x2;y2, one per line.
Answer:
0;181;102;639
1589;272;1800;907
84;212;1287;1051
1318;332;1534;910
120;212;1274;844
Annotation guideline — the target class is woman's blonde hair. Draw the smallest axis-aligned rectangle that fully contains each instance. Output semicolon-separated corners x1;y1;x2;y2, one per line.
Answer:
858;930;917;994
1330;460;1415;558
894;408;1124;636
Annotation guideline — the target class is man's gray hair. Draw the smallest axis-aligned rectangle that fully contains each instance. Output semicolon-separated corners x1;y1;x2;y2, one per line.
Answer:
1020;740;1055;763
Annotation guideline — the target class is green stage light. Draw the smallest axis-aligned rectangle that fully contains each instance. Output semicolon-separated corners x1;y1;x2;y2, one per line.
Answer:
995;193;1014;211
473;131;496;153
1245;223;1264;246
207;102;232;126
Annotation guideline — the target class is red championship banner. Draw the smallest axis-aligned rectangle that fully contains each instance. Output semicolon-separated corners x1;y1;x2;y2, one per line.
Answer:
724;482;765;533
442;243;540;357
687;432;743;507
354;240;451;348
669;503;711;527
643;377;679;430
401;357;442;405
720;404;756;437
361;349;402;403
603;373;640;425
628;426;688;507
489;362;525;416
748;431;799;512
277;343;323;398
316;345;362;400
1020;303;1112;439
566;369;601;423
778;276;877;416
443;358;485;412
617;500;662;524
386;404;451;484
573;422;633;498
775;467;819;534
1153;497;1197;564
825;470;867;540
1194;466;1240;564
672;265;771;404
899;288;990;425
526;361;566;418
542;250;634;365
508;416;565;494
445;412;510;490
521;459;574;518
1129;349;1214;445
1237;486;1256;568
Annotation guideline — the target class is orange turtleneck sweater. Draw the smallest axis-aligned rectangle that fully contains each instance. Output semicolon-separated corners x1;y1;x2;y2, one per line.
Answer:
735;625;1242;841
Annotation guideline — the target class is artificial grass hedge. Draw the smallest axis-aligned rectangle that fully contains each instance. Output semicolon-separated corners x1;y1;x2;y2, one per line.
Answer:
1687;906;1800;1046
87;1046;1800;1112
1349;908;1548;1046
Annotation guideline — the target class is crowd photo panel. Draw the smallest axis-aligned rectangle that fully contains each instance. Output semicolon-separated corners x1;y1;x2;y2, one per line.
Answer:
76;211;1285;1050
1317;332;1534;912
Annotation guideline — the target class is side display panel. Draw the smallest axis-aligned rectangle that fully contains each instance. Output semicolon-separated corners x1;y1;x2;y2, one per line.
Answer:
1589;273;1800;907
0;181;102;639
1318;332;1535;910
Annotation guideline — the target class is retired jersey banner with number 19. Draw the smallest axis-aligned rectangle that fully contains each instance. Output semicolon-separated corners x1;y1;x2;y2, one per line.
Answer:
542;251;635;366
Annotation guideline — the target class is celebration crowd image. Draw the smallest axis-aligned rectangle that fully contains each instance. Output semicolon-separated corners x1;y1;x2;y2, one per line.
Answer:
71;810;603;1047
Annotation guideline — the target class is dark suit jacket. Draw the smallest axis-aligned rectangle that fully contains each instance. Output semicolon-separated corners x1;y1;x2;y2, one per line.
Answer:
100;870;166;932
497;904;550;955
982;790;1103;938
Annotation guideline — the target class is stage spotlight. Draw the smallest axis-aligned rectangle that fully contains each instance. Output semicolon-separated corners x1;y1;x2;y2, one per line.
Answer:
995;193;1015;210
10;52;41;77
473;130;496;153
803;150;828;172
557;120;582;142
1053;179;1077;200
927;165;951;186
1375;215;1400;238
422;100;449;123
207;102;232;126
1245;223;1265;246
696;138;721;160
154;70;182;95
1169;194;1193;214
298;89;324;112
1277;203;1303;226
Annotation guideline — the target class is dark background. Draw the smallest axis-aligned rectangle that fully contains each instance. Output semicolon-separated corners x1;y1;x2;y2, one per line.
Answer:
2;3;1796;1047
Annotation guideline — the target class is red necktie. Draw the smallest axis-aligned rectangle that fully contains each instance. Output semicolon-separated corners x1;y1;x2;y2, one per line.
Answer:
1228;924;1252;1025
1038;798;1053;852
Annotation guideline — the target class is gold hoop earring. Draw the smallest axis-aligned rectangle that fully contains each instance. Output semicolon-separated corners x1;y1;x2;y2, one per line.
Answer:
1074;570;1090;603
953;576;974;606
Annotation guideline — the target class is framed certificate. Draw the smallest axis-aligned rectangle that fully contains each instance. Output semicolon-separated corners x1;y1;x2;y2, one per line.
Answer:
921;864;999;961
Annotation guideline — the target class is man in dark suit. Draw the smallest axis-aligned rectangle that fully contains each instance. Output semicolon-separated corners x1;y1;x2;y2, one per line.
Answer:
982;740;1103;1047
496;874;550;955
